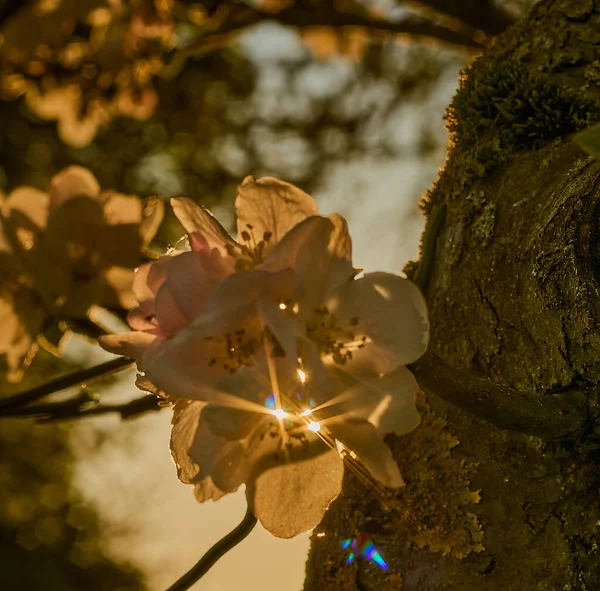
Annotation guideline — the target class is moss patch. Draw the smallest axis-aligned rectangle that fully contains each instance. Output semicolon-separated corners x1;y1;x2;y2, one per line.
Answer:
390;391;484;559
445;60;593;181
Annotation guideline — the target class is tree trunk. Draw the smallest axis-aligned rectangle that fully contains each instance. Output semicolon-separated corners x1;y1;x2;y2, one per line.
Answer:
304;1;600;589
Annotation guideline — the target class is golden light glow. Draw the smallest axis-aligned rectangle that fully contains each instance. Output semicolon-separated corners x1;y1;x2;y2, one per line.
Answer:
300;408;312;417
297;369;307;383
279;303;287;310
272;409;288;420
307;421;321;432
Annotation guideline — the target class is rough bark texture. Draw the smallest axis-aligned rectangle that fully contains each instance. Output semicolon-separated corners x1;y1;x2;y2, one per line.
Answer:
304;1;600;589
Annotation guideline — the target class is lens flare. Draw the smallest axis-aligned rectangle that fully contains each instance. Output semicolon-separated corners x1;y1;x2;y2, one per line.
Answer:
307;421;320;432
340;536;388;571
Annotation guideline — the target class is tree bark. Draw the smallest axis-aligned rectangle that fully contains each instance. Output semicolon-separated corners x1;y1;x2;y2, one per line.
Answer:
304;1;600;589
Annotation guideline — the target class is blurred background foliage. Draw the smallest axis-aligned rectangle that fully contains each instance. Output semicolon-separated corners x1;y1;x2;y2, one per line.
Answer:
0;0;536;588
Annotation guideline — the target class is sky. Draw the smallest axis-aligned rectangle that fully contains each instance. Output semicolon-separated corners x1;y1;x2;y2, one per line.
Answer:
65;22;461;591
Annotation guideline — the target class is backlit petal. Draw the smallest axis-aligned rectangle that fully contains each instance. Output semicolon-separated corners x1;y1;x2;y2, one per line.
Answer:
326;272;429;373
98;331;157;365
246;430;343;538
328;419;404;488
171;197;235;256
235;176;318;245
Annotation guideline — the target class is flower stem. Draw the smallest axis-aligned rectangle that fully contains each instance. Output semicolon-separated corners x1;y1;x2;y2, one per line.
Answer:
0;357;134;412
165;506;257;591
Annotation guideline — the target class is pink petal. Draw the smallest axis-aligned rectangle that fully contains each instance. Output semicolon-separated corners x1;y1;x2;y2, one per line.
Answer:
153;250;233;336
131;262;167;312
140;312;247;398
98;331;157;366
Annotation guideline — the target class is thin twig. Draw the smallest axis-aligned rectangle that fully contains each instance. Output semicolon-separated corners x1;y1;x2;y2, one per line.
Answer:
0;391;163;421
166;506;258;591
0;357;134;412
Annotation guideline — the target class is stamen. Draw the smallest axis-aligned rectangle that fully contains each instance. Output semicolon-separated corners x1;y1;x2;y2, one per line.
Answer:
305;306;366;366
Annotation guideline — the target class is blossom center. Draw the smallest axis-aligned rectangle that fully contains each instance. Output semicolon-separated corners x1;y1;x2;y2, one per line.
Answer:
225;224;273;270
305;306;367;365
206;328;260;373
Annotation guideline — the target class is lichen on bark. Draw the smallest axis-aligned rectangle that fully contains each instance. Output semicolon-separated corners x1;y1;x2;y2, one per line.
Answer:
305;1;600;589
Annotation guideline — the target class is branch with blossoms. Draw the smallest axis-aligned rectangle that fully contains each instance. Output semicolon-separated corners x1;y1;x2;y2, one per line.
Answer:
0;169;585;588
0;0;516;148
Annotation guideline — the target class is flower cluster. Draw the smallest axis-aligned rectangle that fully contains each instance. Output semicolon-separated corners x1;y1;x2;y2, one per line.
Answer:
0;166;163;379
100;176;428;538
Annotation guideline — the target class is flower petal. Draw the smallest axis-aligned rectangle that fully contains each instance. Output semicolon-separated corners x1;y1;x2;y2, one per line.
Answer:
328;365;421;437
139;197;164;245
264;214;353;311
0;296;41;379
103;266;136;309
3;187;49;230
98;331;157;365
157;250;234;334
171;197;234;256
328;419;404;488
170;400;204;483
49;166;100;208
138;303;261;399
101;192;143;225
326;272;429;373
193;478;228;503
245;430;343;538
131;261;167;312
170;400;246;495
235;176;318;245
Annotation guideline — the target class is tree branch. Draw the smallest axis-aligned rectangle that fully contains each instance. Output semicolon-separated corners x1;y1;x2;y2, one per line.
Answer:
174;0;487;65
409;352;588;439
0;357;134;412
410;0;516;36
0;391;164;421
